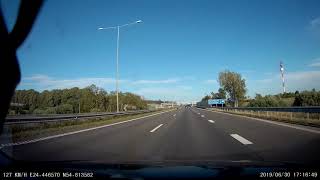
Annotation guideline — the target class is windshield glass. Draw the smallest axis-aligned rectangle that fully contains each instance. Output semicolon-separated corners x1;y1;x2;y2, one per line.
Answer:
0;0;320;176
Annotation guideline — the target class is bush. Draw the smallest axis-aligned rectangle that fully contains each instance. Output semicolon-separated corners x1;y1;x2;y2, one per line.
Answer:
293;89;320;106
248;94;292;107
33;108;47;114
56;104;73;114
45;107;57;114
90;108;102;113
247;90;320;107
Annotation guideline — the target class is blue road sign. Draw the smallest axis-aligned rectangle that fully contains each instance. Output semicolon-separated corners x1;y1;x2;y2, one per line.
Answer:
208;99;225;105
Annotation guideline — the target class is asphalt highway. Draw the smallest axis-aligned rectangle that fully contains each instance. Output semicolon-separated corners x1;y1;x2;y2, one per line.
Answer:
4;106;320;165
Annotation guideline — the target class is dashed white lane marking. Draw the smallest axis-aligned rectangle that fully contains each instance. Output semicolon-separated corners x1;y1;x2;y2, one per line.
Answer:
208;120;215;123
198;108;320;134
0;110;175;149
198;113;200;114
150;124;163;133
230;134;253;145
201;115;205;118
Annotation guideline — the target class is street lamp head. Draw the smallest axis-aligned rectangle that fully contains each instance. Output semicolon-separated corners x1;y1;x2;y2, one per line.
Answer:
98;27;104;30
136;20;142;23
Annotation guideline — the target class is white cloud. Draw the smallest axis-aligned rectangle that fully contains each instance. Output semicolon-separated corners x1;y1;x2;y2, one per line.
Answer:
20;75;186;90
134;86;194;101
264;72;274;76
308;17;320;36
20;74;125;91
308;58;320;67
255;78;273;83
286;70;320;82
310;17;320;28
204;79;218;84
240;70;256;74
19;74;187;93
182;76;196;81
135;87;179;94
309;62;320;67
24;74;50;81
248;70;320;95
177;85;192;90
131;78;180;85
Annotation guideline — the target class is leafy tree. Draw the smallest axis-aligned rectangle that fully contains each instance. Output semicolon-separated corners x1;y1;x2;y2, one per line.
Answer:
280;92;295;98
202;95;211;101
56;104;73;114
218;70;246;107
90;108;102;113
45;107;57;114
211;88;226;99
293;89;320;106
33;108;46;114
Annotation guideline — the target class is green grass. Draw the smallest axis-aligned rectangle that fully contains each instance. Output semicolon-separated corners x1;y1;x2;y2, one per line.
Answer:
10;109;172;142
213;109;320;127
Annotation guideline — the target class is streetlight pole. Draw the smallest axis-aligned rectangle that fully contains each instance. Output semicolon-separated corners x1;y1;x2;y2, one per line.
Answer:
98;20;142;113
116;26;120;113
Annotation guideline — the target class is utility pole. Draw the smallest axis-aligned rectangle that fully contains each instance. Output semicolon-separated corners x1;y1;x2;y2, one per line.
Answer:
280;61;286;93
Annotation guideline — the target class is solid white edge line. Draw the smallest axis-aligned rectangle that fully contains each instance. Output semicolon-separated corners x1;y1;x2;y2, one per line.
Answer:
150;124;163;133
208;120;215;123
230;134;253;145
0;109;175;149
197;108;320;134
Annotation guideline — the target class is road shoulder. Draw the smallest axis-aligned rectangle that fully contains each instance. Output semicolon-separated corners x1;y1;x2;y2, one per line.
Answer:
198;108;320;134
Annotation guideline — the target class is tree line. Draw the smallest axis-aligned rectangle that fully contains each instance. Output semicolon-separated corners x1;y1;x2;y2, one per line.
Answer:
248;89;320;107
9;84;148;114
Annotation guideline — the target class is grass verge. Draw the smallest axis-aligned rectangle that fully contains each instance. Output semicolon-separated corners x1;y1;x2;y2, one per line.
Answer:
8;109;172;143
211;109;320;127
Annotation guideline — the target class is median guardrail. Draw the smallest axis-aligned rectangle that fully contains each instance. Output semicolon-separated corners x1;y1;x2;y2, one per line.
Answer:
5;110;152;125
